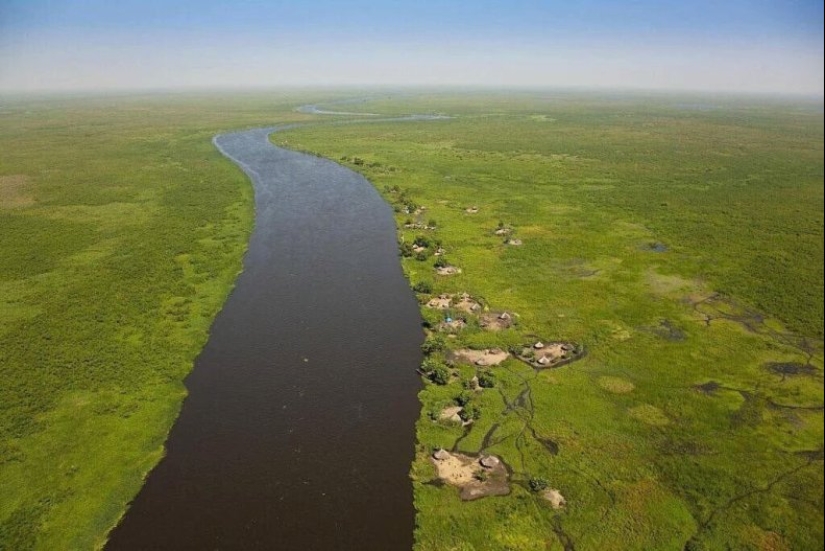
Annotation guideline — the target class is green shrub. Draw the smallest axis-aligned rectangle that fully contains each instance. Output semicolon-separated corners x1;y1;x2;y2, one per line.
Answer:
528;477;549;492
477;372;496;388
430;366;451;385
420;358;440;374
455;391;472;406
414;235;431;248
412;281;433;294
421;336;446;355
420;308;442;328
459;403;481;421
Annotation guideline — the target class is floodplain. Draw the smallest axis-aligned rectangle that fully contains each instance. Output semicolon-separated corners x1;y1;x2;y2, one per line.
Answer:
273;92;824;550
0;91;822;550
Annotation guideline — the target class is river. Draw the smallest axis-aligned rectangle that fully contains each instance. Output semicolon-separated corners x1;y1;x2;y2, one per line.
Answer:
105;125;425;550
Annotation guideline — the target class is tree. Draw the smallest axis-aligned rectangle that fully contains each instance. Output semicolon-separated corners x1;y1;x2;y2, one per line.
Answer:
455;391;472;406
421;335;446;355
459;403;481;421
419;358;440;374
478;372;496;388
414;235;431;248
430;366;450;385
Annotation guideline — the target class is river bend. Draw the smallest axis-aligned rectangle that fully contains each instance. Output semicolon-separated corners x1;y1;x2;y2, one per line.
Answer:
105;126;424;550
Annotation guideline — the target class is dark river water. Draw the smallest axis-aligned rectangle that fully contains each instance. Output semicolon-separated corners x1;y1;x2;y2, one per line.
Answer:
105;127;424;550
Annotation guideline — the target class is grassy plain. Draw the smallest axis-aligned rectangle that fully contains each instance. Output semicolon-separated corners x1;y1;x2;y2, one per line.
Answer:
273;92;824;550
1;90;822;550
0;92;336;549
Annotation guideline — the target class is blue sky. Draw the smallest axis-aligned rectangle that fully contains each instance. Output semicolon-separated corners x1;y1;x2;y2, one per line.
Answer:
1;0;823;94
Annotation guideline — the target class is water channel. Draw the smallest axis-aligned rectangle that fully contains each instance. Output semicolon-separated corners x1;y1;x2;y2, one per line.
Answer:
105;122;425;550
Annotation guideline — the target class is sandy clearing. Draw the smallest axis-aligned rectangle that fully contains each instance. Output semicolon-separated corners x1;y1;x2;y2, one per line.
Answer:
439;406;464;424
436;266;462;276
430;450;510;501
452;348;509;366
479;311;514;331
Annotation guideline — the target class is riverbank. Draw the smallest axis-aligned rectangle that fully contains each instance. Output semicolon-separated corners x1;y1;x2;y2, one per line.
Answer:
271;93;824;550
105;126;423;550
0;93;322;550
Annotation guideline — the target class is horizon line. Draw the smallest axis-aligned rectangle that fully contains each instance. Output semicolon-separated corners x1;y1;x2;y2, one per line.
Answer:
1;84;823;102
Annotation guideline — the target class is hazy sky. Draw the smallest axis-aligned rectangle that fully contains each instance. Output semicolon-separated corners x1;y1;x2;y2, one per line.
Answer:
1;0;823;95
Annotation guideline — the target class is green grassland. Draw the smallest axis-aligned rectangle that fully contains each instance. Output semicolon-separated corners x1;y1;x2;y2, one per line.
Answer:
1;91;822;550
0;92;338;550
272;93;824;550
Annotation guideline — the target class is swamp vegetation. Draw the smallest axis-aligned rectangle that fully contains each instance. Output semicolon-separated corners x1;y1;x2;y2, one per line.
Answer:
273;92;824;550
0;93;324;549
0;91;822;550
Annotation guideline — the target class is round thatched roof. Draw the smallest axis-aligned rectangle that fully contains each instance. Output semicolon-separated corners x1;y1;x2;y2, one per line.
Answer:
480;455;501;469
433;449;451;461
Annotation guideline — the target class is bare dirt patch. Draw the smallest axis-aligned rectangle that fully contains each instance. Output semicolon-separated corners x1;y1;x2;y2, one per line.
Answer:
425;293;481;313
0;174;34;208
430;450;510;501
426;294;452;309
437;318;468;333
505;238;523;246
439;406;465;424
453;293;481;313
436;265;462;276
518;341;583;368
541;488;567;509
404;222;436;230
479;311;515;331
450;348;509;367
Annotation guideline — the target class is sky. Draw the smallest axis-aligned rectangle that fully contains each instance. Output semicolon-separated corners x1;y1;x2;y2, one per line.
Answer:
0;0;823;95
